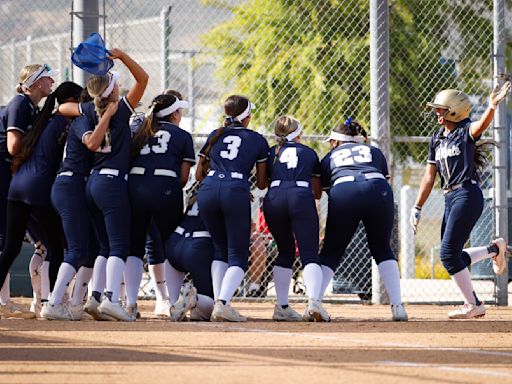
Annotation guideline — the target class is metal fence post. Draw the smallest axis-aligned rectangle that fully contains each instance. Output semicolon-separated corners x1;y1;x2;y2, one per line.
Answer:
493;0;508;306
370;0;390;305
187;51;196;133
72;0;99;87
160;6;171;92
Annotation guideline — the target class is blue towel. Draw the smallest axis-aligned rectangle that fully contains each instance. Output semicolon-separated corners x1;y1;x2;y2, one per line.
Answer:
71;33;113;76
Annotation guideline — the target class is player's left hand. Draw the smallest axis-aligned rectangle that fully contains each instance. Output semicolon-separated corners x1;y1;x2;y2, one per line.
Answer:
490;80;511;108
107;48;126;60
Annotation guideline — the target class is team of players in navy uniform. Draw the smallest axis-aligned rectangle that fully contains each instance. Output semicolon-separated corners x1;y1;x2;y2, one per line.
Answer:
0;49;510;321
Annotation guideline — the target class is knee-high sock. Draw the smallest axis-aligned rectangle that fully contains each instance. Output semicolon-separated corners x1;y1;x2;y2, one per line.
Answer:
211;260;228;300
91;255;107;295
0;272;10;305
167;263;185;305
149;262;168;301
40;261;51;301
195;294;214;319
302;263;323;301
124;257;143;306
320;265;334;299
377;259;403;305
451;268;477;304
105;256;126;303
273;266;292;306
465;246;496;265
218;266;245;303
71;267;93;306
50;262;77;305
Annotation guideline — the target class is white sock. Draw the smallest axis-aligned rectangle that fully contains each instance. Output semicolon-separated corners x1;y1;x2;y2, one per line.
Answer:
91;255;107;294
195;294;214;319
451;268;477;304
40;261;50;301
148;262;168;301
211;260;228;300
320;265;334;299
167;263;185;305
124;257;143;306
377;259;403;305
105;256;126;303
465;246;495;265
164;259;173;298
218;266;245;303
302;263;323;301
273;266;292;306
0;272;10;305
50;263;77;306
71;267;93;306
29;253;43;301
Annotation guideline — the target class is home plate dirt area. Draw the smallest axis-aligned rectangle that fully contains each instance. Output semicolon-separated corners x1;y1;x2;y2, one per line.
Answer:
1;300;512;384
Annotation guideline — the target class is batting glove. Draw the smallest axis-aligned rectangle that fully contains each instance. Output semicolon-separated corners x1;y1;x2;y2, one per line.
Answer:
410;205;422;234
489;80;511;109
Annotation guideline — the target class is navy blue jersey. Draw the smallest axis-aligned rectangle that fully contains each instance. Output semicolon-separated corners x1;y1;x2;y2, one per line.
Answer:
427;119;478;189
8;114;69;205
267;141;320;182
59;115;94;176
79;101;98;125
179;201;208;233
199;123;269;176
0;94;38;162
320;142;389;188
131;121;195;176
92;97;135;174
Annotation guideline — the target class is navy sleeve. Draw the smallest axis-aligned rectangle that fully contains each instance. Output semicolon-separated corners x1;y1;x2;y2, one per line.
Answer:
256;134;270;163
373;147;389;177
311;149;321;177
116;97;135;122
427;134;437;164
183;131;196;164
199;130;216;158
320;153;331;190
6;96;33;134
72;116;93;144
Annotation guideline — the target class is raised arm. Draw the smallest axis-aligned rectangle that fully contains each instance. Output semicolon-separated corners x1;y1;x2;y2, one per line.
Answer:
470;81;511;138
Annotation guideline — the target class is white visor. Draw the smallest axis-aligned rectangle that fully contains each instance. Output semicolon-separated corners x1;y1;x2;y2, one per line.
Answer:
233;101;255;122
325;131;365;143
285;121;303;141
100;71;120;98
156;99;189;118
22;64;60;91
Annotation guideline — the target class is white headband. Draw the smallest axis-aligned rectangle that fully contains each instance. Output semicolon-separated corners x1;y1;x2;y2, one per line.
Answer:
327;132;365;143
21;64;59;91
233;101;255;122
156;99;189;118
285;121;303;141
100;71;120;98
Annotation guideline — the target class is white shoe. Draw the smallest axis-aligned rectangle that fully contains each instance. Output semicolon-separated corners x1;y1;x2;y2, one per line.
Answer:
125;304;138;321
391;304;408;321
41;303;73;321
170;284;198;322
154;299;171;318
272;305;303;322
190;307;211;321
210;301;247;322
448;303;486;319
0;301;36;319
84;296;114;321
68;304;84;321
492;238;507;275
99;299;135;322
305;299;330;322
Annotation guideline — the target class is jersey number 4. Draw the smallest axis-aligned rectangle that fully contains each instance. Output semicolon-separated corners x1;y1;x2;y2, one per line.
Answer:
220;136;242;160
332;145;372;166
279;147;298;169
140;130;171;155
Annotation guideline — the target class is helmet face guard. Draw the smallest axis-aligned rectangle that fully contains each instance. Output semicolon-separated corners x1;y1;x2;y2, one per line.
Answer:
426;89;472;122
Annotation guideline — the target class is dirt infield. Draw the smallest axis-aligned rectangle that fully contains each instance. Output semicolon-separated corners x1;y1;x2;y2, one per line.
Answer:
1;300;512;384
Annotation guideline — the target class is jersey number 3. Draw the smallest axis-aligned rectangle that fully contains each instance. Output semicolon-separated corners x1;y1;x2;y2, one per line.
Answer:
332;145;372;166
140;130;171;155
220;136;242;160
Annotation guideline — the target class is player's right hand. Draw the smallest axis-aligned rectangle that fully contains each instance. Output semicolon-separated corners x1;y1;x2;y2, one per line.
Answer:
107;48;125;60
410;205;422;234
490;80;511;108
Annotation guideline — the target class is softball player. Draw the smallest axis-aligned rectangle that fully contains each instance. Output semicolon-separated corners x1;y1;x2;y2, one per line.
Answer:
262;115;328;322
0;82;83;315
43;104;118;321
320;120;408;321
411;81;511;319
196;95;269;322
125;93;194;318
0;64;58;318
85;48;148;321
167;192;215;321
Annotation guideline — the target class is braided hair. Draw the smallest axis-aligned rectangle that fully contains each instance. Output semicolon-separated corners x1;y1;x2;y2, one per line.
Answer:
273;115;300;164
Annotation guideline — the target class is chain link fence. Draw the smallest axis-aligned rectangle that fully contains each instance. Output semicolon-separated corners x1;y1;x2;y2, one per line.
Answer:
0;0;510;304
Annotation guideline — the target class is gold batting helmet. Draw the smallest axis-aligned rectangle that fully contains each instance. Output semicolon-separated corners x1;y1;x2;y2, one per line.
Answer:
426;89;472;122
